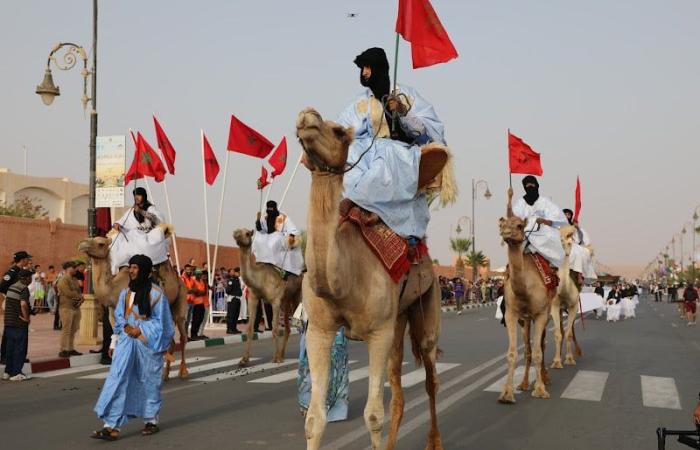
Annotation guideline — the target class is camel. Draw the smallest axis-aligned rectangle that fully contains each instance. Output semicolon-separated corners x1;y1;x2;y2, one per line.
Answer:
296;107;444;450
77;228;189;380
497;188;556;403
550;226;583;369
232;229;302;365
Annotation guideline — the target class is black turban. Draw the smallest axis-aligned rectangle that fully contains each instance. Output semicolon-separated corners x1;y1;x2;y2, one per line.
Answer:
354;47;391;102
522;176;540;206
562;208;574;225
128;254;154;318
132;187;153;224
265;200;280;233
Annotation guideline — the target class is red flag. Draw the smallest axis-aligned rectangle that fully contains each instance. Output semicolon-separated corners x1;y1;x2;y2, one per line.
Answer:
574;176;582;222
227;114;275;158
268;137;288;178
124;132;166;184
395;0;458;69
508;132;543;176
153;115;177;175
257;166;270;190
202;132;220;185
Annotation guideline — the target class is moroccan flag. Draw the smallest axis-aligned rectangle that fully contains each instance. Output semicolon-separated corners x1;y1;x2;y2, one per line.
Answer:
268;137;288;178
201;132;220;185
395;0;458;69
574;176;582;222
153;115;177;175
257;166;270;190
124;132;166;184
508;131;543;176
227;114;275;158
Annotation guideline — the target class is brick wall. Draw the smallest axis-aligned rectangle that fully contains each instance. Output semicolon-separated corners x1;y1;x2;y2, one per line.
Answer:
0;215;239;272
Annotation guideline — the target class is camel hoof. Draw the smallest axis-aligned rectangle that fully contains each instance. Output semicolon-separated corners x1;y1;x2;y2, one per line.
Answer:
179;365;189;379
272;357;284;364
564;356;576;366
162;372;170;382
551;360;563;369
498;389;516;404
425;438;444;450
532;385;550;399
239;356;251;367
517;382;530;392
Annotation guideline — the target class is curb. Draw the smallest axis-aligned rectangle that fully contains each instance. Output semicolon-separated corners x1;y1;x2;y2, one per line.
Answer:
441;301;496;313
14;329;298;375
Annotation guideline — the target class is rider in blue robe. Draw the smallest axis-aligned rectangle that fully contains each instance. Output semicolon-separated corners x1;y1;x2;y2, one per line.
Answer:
92;255;174;441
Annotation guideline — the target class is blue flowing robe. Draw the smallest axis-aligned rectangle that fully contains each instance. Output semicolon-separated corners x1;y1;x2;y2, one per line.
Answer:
94;285;175;428
337;85;446;238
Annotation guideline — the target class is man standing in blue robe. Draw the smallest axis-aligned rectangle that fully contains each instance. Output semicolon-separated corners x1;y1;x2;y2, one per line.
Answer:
91;254;174;441
336;47;456;239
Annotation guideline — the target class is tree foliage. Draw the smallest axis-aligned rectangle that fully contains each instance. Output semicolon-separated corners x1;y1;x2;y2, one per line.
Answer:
0;195;48;219
466;250;487;269
449;237;471;258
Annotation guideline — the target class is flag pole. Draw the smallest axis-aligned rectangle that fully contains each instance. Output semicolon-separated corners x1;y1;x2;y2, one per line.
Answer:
161;179;181;274
392;32;400;92
200;130;212;274
507;128;512;189
143;177;154;204
279;152;303;210
263;172;274;206
211;151;231;280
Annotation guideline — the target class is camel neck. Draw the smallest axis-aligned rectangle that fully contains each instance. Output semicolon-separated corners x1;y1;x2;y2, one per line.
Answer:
507;242;527;293
240;247;263;289
306;172;348;299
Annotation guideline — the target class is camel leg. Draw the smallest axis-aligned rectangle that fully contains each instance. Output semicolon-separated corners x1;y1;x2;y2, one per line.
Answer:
364;327;394;450
498;307;519;404
271;301;283;363
550;299;564;369
564;302;579;365
240;292;259;367
385;313;409;450
280;301;293;363
518;320;532;391
304;324;336;450
571;307;583;357
531;313;551;399
177;317;188;378
540;324;550;385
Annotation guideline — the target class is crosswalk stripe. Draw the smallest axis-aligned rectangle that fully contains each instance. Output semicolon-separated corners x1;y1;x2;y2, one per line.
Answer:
33;363;107;378
386;363;461;388
483;366;537;393
249;360;359;384
191;359;298;383
78;356;216;380
641;375;682;410
561;370;608;401
348;362;409;384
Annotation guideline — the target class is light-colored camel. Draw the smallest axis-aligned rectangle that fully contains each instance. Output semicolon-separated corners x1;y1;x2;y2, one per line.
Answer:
296;107;444;450
77;230;189;379
498;188;556;403
232;229;302;365
550;226;582;369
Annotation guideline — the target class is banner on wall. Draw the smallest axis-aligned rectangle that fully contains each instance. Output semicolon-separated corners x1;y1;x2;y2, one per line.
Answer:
96;135;126;207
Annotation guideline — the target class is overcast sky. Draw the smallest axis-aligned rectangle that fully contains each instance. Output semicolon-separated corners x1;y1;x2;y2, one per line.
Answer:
1;0;699;274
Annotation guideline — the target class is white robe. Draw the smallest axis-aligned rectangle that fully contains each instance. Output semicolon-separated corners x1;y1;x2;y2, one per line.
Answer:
569;226;598;280
252;214;305;276
512;196;568;268
109;206;170;274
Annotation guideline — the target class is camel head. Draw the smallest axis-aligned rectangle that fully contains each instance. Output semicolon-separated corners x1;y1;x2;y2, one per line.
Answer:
560;225;576;256
498;216;526;245
233;228;254;249
296;107;353;173
78;236;112;259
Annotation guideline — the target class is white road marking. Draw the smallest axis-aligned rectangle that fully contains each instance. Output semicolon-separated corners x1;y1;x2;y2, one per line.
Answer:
483;365;537;393
671;323;678;328
192;359;297;383
78;356;216;379
641;375;681;410
249;360;358;384
561;370;608;401
348;362;408;384
33;363;107;378
386;363;461;388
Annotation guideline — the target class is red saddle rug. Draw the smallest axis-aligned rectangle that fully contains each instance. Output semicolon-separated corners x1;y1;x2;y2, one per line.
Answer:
529;253;559;292
340;207;427;283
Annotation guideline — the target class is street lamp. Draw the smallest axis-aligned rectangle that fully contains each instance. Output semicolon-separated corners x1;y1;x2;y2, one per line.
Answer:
471;179;491;281
455;216;472;236
36;0;98;295
693;206;700;280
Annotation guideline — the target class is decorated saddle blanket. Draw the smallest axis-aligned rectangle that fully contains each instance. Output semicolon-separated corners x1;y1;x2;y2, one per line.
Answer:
340;206;428;283
530;253;559;292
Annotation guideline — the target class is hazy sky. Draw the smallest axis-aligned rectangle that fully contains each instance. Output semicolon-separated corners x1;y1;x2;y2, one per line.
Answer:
2;0;699;273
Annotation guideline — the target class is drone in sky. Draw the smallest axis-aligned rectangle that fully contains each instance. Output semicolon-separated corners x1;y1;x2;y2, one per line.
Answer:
347;13;358;18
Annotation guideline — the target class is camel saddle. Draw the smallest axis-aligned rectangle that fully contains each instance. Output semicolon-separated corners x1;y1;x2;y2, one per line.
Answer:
530;253;559;292
339;203;428;283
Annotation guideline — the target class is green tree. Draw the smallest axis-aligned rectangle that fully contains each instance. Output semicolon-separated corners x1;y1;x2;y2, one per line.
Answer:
0;195;48;219
450;237;471;277
466;250;487;272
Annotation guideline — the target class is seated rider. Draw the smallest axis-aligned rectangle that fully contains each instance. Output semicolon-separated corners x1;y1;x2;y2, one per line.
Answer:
110;187;169;274
252;201;304;277
511;176;569;269
562;208;598;282
336;47;455;240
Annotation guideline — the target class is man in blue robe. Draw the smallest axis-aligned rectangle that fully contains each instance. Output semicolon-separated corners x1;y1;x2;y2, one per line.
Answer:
336;47;455;239
91;254;174;441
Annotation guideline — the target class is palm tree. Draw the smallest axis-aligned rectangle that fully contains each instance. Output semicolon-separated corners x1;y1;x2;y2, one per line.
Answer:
466;250;487;274
450;238;471;277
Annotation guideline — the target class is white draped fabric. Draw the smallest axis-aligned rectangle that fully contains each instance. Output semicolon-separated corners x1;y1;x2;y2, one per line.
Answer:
512;196;569;268
109;206;169;274
251;214;304;276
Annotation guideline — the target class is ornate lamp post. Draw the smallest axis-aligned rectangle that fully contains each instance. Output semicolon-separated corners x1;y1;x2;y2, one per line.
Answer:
471;179;491;281
36;0;99;346
455;216;472;236
693;206;700;280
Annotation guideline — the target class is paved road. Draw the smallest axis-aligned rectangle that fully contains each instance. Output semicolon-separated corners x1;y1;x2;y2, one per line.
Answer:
1;298;697;449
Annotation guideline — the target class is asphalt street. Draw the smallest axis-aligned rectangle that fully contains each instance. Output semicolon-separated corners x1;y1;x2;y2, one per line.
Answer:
1;297;698;450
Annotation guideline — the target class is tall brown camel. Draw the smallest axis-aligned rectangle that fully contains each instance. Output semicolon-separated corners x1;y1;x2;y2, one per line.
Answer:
497;188;555;403
296;107;444;450
550;226;582;368
77;232;189;380
232;229;302;365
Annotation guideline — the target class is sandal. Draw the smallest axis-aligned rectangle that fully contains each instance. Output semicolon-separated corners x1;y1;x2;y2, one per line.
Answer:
91;427;119;441
141;423;160;436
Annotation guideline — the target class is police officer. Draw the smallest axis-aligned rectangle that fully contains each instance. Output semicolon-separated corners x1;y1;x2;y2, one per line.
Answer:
0;251;33;364
225;268;243;334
